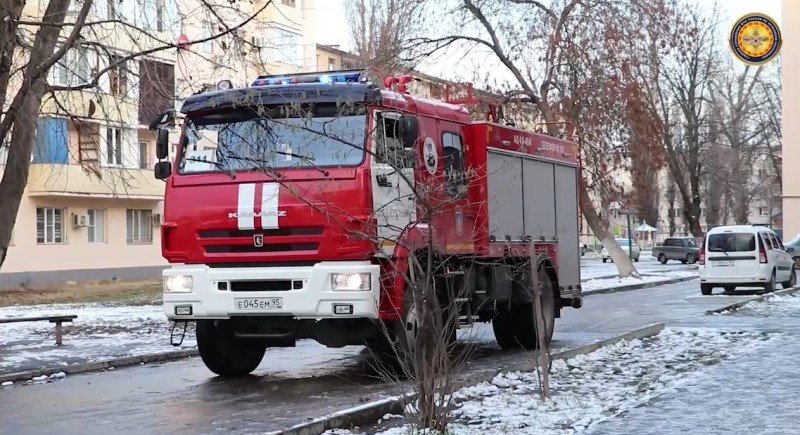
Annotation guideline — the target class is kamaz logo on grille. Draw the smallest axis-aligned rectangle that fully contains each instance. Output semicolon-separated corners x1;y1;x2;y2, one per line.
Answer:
228;211;287;219
253;234;264;247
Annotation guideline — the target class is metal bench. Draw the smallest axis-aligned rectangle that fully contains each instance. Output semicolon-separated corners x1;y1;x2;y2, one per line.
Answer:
0;315;78;345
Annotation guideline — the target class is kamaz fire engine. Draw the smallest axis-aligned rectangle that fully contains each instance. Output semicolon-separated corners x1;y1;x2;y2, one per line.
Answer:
153;70;582;377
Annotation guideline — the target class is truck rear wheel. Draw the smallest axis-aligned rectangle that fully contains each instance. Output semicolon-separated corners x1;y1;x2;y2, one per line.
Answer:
196;320;267;377
493;267;555;350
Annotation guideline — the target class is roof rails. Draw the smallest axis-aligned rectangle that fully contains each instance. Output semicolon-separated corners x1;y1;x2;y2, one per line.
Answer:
252;69;366;87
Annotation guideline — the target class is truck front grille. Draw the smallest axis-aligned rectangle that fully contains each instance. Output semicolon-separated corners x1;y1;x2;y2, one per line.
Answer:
204;243;318;253
199;226;323;255
230;280;303;292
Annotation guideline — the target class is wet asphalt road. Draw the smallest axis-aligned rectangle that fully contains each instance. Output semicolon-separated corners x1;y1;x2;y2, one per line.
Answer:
2;275;772;435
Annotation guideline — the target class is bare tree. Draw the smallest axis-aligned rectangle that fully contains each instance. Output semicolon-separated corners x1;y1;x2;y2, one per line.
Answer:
0;0;275;270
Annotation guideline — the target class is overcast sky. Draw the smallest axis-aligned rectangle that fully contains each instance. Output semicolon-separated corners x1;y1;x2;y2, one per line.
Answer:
314;0;782;85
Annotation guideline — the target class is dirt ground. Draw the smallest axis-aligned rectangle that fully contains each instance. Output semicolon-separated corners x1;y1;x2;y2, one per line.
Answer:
0;280;161;307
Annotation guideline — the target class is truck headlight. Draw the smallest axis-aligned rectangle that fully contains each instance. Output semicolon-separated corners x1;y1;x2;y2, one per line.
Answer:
331;273;371;291
164;275;193;293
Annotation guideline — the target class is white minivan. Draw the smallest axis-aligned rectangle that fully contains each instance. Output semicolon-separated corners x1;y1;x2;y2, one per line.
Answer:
699;225;796;295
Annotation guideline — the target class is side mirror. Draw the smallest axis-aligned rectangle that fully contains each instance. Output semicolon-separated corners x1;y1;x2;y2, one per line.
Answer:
148;109;175;131
398;115;419;148
154;161;172;180
156;128;169;160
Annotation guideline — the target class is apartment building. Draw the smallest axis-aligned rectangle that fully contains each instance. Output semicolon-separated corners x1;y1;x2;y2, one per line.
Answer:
0;0;318;287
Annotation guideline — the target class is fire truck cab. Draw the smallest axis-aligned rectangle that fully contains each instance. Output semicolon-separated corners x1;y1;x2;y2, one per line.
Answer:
155;70;582;377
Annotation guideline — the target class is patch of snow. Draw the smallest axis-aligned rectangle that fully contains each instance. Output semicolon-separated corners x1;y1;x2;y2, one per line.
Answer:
31;375;47;382
582;271;696;292
727;294;800;317
1;381;12;387
48;371;66;379
378;327;773;435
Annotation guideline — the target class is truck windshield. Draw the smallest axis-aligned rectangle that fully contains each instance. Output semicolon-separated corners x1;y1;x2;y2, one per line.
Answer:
178;105;367;174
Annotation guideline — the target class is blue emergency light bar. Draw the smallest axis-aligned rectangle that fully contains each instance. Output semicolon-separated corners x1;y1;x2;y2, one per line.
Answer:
251;69;364;87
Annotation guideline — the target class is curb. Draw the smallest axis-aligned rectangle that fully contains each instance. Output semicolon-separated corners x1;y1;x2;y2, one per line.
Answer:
0;348;198;384
705;287;800;315
582;275;697;296
273;323;666;435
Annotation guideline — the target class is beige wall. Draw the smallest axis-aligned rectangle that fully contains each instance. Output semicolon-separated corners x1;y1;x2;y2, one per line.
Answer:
3;194;165;274
783;0;800;239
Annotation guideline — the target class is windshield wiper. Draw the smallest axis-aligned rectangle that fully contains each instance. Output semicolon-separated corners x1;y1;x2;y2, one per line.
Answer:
708;247;730;256
273;150;330;177
183;157;237;179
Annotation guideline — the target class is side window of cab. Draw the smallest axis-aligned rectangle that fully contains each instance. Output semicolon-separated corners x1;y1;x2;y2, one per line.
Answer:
442;132;466;197
375;112;412;169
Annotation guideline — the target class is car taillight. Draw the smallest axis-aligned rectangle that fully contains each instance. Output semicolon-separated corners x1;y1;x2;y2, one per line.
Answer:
699;241;705;265
759;239;768;263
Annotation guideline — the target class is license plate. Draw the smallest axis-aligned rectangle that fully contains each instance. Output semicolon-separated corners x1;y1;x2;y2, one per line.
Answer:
713;260;734;267
234;297;283;310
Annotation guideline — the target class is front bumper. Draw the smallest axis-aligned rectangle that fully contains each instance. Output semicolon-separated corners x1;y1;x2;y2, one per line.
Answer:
163;261;381;320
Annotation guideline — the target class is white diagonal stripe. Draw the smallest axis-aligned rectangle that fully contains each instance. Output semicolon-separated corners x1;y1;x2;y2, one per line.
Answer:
261;183;280;229
237;183;255;230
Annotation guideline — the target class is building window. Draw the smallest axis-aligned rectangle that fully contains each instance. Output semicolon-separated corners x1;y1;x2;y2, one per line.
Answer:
758;168;766;178
759;207;767;216
156;0;165;31
127;209;153;243
36;207;65;244
268;28;302;66
107;0;117;20
109;56;127;95
50;48;90;87
139;141;149;169
33;118;69;164
201;21;213;53
328;57;336;71
106;127;123;166
281;0;296;6
87;209;106;243
669;208;682;218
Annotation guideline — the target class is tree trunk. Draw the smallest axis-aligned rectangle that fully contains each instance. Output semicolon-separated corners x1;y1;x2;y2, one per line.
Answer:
579;182;638;277
0;0;72;271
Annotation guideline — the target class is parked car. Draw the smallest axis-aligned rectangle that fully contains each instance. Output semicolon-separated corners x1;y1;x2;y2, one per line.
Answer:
601;238;640;263
699;225;796;296
784;234;800;269
652;237;699;264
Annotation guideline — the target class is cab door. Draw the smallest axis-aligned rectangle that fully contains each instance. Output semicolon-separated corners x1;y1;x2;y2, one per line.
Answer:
371;111;416;256
434;121;475;253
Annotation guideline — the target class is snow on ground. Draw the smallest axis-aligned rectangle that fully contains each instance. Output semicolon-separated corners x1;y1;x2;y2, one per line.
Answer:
350;328;774;435
725;293;800;318
0;302;193;374
581;271;697;293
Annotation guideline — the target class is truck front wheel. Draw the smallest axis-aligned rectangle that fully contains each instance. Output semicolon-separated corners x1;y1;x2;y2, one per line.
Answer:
196;320;267;377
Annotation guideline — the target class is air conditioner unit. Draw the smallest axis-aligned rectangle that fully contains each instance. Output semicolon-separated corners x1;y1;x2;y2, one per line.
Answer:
72;214;88;228
152;213;163;226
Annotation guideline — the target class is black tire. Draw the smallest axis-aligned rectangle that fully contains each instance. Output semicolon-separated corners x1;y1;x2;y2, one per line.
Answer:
492;306;517;349
782;268;796;289
658;254;667;265
701;284;713;296
634;256;640;262
196;320;267;377
602;258;608;263
492;267;556;350
723;285;736;293
764;270;777;293
686;253;696;264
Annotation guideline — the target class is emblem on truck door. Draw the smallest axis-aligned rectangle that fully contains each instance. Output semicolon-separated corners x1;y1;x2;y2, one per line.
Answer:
423;137;437;174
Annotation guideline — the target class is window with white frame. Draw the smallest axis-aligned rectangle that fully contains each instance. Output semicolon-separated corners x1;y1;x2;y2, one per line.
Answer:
201;21;213;53
106;127;123;166
759;207;767;216
36;207;65;244
139;141;149;169
50;48;90;87
127;209;153;243
87;209;106;243
268;28;302;66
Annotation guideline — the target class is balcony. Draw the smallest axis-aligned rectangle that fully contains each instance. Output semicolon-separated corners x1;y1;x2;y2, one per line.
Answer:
26;164;164;200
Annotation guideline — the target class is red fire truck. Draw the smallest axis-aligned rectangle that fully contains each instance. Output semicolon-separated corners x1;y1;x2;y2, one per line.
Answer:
153;70;582;376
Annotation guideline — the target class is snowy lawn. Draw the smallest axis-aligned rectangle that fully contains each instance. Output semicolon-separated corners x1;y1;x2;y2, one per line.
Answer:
582;271;697;293
0;302;191;374
723;293;800;317
335;327;773;435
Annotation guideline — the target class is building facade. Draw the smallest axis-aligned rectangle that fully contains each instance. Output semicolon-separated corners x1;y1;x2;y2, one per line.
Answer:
783;0;800;241
0;0;318;287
